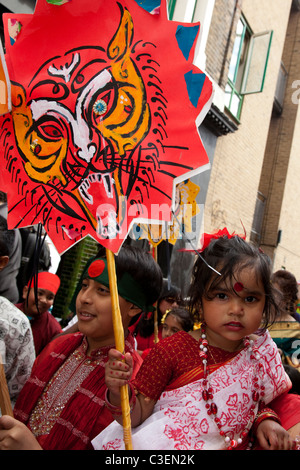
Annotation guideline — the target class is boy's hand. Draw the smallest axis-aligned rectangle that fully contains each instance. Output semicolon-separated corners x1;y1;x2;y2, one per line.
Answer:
256;419;295;450
105;348;133;406
0;415;42;450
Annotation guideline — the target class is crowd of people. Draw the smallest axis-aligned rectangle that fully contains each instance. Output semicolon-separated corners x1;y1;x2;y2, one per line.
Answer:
1;210;300;450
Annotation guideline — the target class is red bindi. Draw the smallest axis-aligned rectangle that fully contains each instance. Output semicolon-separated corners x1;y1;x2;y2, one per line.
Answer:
234;282;244;292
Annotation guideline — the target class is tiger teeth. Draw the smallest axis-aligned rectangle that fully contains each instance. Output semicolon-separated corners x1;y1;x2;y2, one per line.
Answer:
79;179;93;204
79;173;114;204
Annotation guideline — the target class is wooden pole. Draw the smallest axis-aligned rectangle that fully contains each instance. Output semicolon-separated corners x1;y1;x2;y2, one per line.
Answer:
106;249;133;450
152;245;159;343
0;354;13;417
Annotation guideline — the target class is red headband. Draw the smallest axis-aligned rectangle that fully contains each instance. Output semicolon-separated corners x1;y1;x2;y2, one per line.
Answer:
27;272;60;295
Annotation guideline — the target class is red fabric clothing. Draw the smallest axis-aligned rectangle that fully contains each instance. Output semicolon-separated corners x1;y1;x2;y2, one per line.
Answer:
15;302;62;355
14;332;142;450
100;331;287;450
141;348;151;359
132;330;238;401
129;322;163;351
132;331;295;450
270;392;300;430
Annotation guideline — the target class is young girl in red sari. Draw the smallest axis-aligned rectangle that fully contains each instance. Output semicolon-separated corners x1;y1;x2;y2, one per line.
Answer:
0;246;162;450
94;230;296;450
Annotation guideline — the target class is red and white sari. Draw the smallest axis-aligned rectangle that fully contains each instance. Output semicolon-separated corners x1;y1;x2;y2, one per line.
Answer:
93;331;291;450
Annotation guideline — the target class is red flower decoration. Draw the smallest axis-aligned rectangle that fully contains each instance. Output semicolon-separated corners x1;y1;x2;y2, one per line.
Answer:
200;228;246;252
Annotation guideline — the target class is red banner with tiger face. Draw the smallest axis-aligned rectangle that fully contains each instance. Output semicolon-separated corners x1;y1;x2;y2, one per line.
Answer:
0;0;212;253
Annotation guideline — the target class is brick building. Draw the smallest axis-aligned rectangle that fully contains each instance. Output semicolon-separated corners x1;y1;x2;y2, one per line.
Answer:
206;0;300;279
258;3;300;274
170;0;300;293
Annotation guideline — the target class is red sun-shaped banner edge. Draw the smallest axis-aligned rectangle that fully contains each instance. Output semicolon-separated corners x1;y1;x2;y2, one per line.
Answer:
0;0;213;254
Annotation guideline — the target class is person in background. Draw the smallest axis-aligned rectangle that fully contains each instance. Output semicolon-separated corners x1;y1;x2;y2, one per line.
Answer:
129;279;182;353
0;215;35;410
161;306;194;339
16;226;52;303
283;365;300;395
269;270;300;369
0;192;22;304
272;270;300;321
15;272;62;355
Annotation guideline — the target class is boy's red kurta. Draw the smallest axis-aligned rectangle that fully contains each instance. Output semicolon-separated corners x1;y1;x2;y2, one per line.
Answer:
14;331;142;450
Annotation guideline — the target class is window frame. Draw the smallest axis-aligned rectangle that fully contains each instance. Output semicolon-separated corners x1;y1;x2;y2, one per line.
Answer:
240;30;273;95
225;16;252;121
168;0;177;19
225;15;273;120
168;0;198;21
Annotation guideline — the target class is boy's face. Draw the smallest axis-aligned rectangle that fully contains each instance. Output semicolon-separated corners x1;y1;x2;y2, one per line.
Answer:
22;286;56;317
76;277;138;348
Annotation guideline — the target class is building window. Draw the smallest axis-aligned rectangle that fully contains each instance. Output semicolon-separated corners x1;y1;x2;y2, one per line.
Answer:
225;16;273;121
250;191;266;245
273;61;288;115
168;0;198;21
168;0;177;19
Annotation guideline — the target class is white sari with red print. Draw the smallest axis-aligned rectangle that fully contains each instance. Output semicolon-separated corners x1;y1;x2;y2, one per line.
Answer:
92;332;291;450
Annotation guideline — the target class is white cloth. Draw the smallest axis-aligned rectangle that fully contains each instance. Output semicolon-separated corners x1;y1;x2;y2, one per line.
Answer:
92;332;291;450
0;296;35;411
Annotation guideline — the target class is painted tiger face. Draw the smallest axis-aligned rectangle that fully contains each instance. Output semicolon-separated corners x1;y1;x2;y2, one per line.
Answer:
0;0;212;253
11;10;150;194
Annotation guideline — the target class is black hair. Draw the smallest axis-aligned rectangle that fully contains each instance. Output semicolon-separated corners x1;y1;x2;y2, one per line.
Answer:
157;279;182;315
96;245;163;308
134;279;182;338
188;235;278;331
0;215;15;257
164;306;194;332
0;192;7;203
70;245;163;322
271;270;298;316
284;365;300;395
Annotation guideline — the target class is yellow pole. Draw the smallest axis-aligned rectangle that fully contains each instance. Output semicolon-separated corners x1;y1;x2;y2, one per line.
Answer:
106;249;133;450
0;354;13;417
152;245;159;343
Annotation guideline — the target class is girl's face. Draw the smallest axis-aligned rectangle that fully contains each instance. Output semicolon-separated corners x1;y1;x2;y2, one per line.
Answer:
162;314;183;339
201;266;265;352
76;278;134;351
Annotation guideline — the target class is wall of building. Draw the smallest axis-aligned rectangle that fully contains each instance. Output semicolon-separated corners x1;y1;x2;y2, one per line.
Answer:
205;0;240;90
274;102;300;275
256;4;300;279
